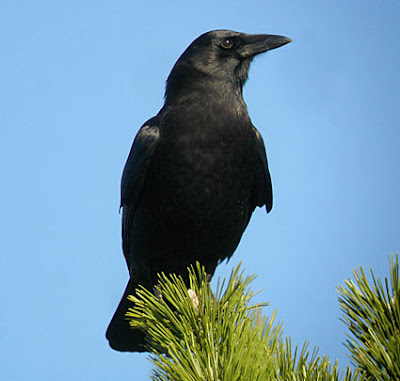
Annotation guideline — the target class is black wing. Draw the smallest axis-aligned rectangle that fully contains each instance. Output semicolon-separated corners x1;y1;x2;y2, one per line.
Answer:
106;119;160;352
120;118;160;268
251;126;273;213
120;118;160;209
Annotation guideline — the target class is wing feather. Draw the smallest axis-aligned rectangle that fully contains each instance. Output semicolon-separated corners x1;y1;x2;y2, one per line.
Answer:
120;119;160;209
251;126;273;213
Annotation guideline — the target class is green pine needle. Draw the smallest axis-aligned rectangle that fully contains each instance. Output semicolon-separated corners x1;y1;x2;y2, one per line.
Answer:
338;253;400;380
125;262;363;380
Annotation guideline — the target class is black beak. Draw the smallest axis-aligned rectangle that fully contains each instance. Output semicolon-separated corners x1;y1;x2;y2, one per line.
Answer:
239;33;292;58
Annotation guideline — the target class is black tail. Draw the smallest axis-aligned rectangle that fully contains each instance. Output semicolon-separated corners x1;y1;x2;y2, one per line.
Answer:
106;279;147;352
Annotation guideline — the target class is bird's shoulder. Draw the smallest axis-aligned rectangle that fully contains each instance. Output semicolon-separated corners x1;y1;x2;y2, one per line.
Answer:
120;116;161;207
135;116;161;141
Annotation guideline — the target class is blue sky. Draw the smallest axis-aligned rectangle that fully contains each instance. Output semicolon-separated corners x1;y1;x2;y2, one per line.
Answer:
1;1;399;379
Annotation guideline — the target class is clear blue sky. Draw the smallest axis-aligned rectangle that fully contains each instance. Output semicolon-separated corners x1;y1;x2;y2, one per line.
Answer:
1;1;399;379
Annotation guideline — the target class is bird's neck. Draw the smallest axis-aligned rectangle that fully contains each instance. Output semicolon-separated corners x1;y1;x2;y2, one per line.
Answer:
164;61;244;107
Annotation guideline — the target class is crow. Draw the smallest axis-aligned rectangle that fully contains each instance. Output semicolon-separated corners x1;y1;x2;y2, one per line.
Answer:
106;30;291;352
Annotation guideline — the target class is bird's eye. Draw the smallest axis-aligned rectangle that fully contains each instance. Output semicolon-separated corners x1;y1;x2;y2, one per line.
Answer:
220;38;234;50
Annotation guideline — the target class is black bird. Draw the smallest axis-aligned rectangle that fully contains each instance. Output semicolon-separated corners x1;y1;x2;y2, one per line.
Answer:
106;30;291;352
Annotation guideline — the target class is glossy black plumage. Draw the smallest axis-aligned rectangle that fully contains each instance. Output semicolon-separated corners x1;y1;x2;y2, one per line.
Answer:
106;30;291;352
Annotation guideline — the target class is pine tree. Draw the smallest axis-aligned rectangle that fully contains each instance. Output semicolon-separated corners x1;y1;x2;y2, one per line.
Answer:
125;254;399;380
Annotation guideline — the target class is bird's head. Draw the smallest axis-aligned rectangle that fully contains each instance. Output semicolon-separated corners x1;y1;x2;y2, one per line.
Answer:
165;30;291;102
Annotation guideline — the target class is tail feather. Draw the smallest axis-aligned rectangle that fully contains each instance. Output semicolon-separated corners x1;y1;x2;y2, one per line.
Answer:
106;279;147;352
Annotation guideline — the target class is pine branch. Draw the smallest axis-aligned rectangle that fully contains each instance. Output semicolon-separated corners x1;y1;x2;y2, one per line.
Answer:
125;263;362;380
338;253;400;380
